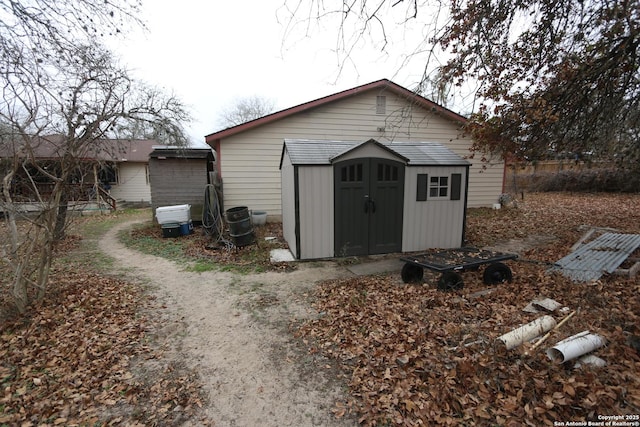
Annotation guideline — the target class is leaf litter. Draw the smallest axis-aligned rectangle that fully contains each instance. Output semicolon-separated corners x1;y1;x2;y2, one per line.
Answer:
0;268;208;426
1;192;639;426
297;193;640;426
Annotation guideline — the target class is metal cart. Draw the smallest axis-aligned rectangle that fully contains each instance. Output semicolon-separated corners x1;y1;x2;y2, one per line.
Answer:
400;247;518;290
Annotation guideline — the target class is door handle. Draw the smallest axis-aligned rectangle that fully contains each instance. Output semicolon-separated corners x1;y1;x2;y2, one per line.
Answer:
364;199;376;214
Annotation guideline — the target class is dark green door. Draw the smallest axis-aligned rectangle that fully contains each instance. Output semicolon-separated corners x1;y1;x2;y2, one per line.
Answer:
334;158;404;256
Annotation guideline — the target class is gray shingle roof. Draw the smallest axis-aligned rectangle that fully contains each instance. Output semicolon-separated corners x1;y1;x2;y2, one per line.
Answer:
283;139;470;166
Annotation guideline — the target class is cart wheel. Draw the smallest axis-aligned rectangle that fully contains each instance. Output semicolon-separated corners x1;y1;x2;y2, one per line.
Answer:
437;271;464;291
401;263;424;283
483;262;513;285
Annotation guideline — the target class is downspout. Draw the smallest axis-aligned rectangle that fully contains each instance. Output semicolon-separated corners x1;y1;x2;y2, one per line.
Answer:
502;158;507;194
214;139;222;178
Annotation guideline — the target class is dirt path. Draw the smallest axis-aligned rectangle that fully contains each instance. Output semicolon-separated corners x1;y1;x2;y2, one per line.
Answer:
99;219;357;426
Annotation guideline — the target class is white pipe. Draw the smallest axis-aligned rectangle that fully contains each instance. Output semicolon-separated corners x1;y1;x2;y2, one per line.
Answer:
497;315;557;350
546;331;606;364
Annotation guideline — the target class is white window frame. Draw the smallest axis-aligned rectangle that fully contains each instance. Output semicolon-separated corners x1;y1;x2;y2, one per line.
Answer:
428;176;449;199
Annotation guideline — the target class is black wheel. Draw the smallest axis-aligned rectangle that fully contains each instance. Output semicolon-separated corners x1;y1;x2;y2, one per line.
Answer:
401;263;424;283
483;262;513;285
437;271;464;291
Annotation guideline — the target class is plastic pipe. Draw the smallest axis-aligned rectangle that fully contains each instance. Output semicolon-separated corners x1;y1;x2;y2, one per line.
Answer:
497;315;557;350
546;331;606;364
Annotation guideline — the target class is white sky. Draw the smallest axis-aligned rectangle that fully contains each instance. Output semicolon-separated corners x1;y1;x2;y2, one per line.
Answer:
110;0;451;146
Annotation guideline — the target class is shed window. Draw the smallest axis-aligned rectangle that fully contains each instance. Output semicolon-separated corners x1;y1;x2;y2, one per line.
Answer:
417;173;462;201
377;163;398;182
429;176;448;198
341;164;363;182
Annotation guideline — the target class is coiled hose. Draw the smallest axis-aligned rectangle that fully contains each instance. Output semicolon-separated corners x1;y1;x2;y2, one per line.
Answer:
202;184;233;250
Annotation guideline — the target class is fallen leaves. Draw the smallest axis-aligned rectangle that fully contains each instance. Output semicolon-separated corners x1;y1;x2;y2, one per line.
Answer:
297;192;640;426
0;269;208;426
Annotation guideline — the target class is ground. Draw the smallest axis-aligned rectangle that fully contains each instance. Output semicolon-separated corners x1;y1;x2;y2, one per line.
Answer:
98;219;357;426
1;192;639;426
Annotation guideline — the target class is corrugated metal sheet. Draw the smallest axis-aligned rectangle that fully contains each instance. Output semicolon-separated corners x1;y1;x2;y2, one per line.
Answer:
551;233;640;281
284;139;470;166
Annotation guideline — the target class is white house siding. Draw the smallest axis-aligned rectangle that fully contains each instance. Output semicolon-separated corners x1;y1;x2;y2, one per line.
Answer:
219;88;503;218
402;166;468;252
298;166;334;259
280;150;297;258
111;162;151;203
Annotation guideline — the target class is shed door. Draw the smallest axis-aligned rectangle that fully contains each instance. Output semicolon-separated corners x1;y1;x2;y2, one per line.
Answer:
334;158;404;256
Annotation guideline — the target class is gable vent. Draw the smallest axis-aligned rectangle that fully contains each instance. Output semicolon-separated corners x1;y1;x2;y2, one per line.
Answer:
376;95;386;114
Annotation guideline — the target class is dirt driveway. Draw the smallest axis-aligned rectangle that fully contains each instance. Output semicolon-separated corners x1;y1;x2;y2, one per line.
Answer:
99;219;359;426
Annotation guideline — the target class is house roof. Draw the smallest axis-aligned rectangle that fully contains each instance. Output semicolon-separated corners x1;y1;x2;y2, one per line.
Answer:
0;135;158;162
150;146;216;160
281;139;470;167
205;79;468;143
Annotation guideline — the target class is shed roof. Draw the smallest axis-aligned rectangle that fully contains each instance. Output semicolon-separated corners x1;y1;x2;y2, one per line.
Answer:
150;146;215;160
281;139;471;167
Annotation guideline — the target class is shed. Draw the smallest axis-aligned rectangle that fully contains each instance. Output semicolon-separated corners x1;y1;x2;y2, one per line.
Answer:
280;138;471;260
149;146;217;224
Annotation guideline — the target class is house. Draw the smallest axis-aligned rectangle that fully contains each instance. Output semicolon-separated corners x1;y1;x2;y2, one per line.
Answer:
148;146;217;224
205;79;505;221
103;139;156;206
0;135;157;210
281;138;470;259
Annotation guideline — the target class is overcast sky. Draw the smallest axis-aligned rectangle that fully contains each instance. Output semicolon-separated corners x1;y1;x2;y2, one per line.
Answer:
110;0;448;146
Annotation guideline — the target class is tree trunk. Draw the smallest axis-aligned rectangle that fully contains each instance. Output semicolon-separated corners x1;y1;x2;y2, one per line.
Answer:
54;182;69;241
36;237;53;302
12;266;28;314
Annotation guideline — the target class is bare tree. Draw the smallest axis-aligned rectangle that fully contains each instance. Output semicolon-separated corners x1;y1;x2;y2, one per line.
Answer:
217;95;276;129
0;1;191;313
282;0;640;166
49;44;190;240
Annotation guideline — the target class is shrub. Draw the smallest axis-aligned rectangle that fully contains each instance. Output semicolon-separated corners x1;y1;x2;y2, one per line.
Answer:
516;168;640;193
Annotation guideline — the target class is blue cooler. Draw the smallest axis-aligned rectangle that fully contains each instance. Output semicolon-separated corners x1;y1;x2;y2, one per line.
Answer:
179;220;193;235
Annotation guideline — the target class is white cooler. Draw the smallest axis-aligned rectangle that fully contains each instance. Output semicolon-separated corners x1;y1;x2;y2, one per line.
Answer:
156;204;191;224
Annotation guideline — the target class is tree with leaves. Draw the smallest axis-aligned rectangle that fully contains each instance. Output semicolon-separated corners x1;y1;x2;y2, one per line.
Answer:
217;95;276;129
283;0;640;166
0;0;191;313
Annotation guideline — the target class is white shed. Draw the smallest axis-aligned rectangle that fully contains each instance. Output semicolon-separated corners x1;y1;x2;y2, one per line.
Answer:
280;138;471;260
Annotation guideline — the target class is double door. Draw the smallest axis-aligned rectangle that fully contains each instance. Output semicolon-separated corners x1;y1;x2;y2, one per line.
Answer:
334;158;404;256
